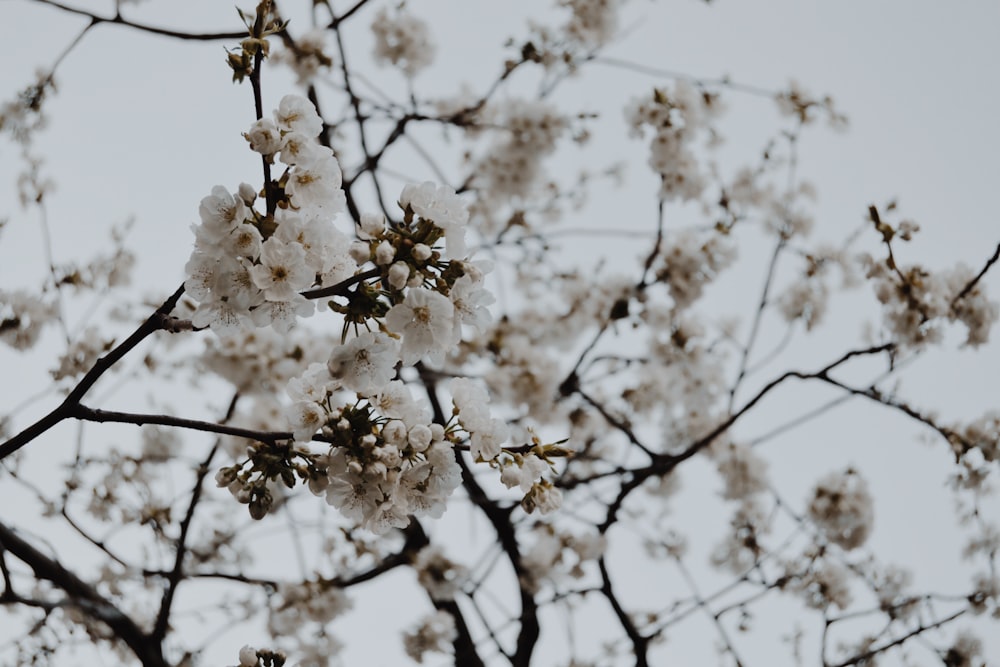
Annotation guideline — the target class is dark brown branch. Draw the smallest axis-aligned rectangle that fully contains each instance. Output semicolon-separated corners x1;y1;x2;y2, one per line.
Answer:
0;521;168;667
30;0;245;41
300;267;381;300
69;404;295;444
827;608;966;667
598;556;649;666
952;241;1000;306
328;0;373;28
0;284;185;461
150;394;238;643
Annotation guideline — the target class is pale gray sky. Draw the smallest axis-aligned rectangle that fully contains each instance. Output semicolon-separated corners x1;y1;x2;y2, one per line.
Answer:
2;1;999;665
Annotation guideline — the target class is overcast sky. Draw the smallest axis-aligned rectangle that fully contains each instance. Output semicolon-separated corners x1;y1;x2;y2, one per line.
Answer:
2;1;999;665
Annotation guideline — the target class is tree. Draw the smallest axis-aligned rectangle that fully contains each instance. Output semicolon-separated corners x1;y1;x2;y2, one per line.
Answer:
1;1;998;665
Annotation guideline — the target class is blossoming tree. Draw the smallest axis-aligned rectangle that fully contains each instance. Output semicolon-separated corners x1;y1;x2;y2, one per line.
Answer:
1;1;998;666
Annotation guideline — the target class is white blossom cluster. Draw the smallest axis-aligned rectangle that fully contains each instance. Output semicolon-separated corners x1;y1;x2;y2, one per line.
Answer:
185;95;354;335
628;311;729;449
49;327;113;382
285;372;464;534
710;440;770;501
864;256;998;348
0;289;57;350
958;410;1000;463
807;467;874;551
402;610;456;664
413;545;468;601
625;82;722;201
521;525;607;592
560;0;624;47
472;99;569;223
371;7;435;77
260;580;349;663
273;28;333;85
710;498;769;574
654;229;737;310
789;555;853;610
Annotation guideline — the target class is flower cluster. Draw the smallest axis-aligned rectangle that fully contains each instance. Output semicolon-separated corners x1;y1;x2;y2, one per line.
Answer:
474;99;568;203
625;82;722;201
402;611;456;664
0;289;57;350
273;28;333;85
864;255;998;348
185;95;354;335
452;377;564;513
413;545;468;601
50;327;114;382
654;229;737;310
280;372;462;533
521;525;607;592
807;467;874;550
371;7;435;77
560;0;624;47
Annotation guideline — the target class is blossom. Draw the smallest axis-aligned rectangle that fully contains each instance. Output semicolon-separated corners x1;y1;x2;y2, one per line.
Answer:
449;274;494;337
500;453;549;492
326;332;400;395
413;546;467;600
371;7;436;77
0;289;58;350
403;611;456;663
807;468;874;550
250;295;315;333
245;117;281;155
249;238;314;301
399;181;469;258
285;152;347;216
371;380;427;425
469;418;508;461
197;185;246;240
385;287;456;366
274;94;323;137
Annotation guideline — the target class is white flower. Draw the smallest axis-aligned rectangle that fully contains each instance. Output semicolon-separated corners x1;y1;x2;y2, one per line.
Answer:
385;287;456;366
198;185;246;235
245;117;282;155
412;243;432;261
450;377;492;432
250;238;315;301
285;152;347;216
399;181;469;259
325;452;382;521
250;295;315;333
277;130;325;166
522;482;562;515
285;400;326;441
358;212;386;239
372;380;428;425
450;274;494;337
470;418;508;461
500;453;548;493
222;223;263;259
286;362;335;402
407;424;433;452
0;290;57;350
274;94;323;137
327;332;400;395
